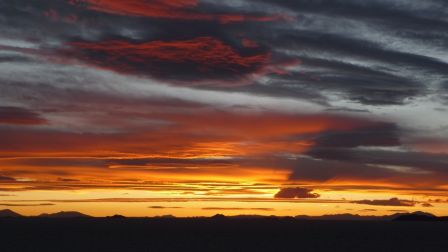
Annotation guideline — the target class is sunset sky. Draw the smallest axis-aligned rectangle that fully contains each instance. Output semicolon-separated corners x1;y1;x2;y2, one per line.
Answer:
1;0;448;217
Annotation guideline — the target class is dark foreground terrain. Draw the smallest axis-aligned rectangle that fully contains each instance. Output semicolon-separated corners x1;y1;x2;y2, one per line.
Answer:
1;217;447;252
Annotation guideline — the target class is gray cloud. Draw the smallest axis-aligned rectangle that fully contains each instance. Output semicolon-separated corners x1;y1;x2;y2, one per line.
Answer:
0;106;47;125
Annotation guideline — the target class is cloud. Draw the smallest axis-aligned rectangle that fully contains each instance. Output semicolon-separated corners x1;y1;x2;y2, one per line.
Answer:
288;157;401;182
313;123;400;148
304;148;448;182
0;107;47;125
0;176;16;182
359;209;377;212
274;187;320;199
202;207;274;211
245;0;448;107
76;0;288;23
421;202;434;207
9;197;340;204
388;210;409;213
57;178;81;182
352;197;416;207
0;0;448;205
148;205;183;209
69;37;270;82
0;203;54;207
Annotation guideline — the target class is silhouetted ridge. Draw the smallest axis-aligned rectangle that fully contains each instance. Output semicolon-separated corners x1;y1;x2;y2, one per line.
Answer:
293;211;441;221
107;214;126;219
0;209;22;218
211;214;227;220
38;211;91;218
393;212;437;222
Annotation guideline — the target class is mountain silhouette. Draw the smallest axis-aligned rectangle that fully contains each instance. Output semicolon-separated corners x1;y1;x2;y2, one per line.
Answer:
295;213;397;221
0;210;444;221
393;211;437;222
107;214;127;219
292;211;440;221
0;209;22;218
38;211;91;218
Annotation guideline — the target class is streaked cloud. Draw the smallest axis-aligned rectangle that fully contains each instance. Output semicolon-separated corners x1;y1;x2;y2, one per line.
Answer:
0;0;447;216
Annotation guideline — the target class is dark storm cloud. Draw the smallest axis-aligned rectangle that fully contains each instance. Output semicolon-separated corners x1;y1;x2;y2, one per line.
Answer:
274;187;320;199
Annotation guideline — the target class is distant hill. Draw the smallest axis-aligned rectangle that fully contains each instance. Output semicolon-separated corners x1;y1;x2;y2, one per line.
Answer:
393;211;437;222
295;213;383;221
0;209;22;218
38;211;91;218
107;214;126;219
295;212;439;221
1;209;446;221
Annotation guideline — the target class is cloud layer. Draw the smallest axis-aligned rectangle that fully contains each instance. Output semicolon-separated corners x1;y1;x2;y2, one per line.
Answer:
1;0;447;215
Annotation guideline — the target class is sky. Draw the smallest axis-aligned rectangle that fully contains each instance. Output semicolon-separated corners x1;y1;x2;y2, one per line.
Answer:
0;0;448;217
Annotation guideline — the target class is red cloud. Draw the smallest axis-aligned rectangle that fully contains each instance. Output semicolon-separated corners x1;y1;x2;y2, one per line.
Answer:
70;37;270;82
75;0;289;23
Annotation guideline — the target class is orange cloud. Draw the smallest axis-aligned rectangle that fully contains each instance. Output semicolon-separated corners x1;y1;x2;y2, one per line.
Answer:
0;111;366;158
0;111;373;194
